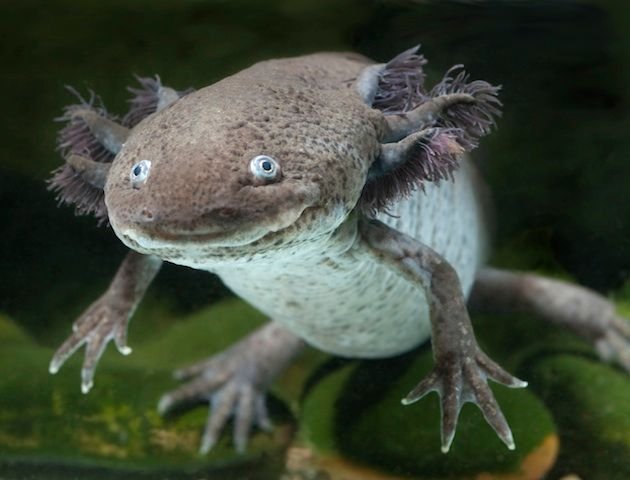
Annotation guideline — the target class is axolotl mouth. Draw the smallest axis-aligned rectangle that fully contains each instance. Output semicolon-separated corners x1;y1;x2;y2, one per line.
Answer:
108;199;322;261
115;222;272;251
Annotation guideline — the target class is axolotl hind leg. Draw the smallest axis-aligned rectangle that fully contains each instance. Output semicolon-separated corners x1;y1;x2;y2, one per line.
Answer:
158;321;304;454
470;268;630;371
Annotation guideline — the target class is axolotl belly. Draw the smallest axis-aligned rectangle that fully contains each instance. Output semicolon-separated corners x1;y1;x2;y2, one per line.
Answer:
49;47;629;455
214;161;487;358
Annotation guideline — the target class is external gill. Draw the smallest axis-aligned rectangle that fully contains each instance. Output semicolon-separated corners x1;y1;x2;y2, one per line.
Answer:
48;89;125;223
360;128;466;214
427;66;502;148
376;61;502;145
48;76;192;224
357;45;502;214
123;75;193;127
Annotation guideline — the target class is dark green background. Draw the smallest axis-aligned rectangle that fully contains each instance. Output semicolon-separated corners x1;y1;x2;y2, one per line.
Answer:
1;0;629;341
0;0;629;478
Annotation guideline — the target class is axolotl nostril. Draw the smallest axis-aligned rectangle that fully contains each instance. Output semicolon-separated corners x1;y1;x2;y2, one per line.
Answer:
48;47;630;455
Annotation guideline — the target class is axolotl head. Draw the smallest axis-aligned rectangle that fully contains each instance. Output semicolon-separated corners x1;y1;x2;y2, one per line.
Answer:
52;50;499;266
104;64;379;264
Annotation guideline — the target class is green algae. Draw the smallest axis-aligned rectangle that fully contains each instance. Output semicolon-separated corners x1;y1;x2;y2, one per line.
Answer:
0;302;288;475
0;313;33;346
0;292;628;478
1;0;630;478
299;351;556;478
527;355;630;480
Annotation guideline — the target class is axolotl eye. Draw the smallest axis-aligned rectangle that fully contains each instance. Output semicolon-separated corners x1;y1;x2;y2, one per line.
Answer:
249;155;281;182
130;160;151;189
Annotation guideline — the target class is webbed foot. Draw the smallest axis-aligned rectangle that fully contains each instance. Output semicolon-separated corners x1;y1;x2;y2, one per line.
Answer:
158;321;303;454
50;292;132;393
49;252;161;393
403;349;527;453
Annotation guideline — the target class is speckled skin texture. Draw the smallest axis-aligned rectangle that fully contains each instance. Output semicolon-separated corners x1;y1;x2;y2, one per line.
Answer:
49;50;630;455
104;53;488;358
106;53;379;255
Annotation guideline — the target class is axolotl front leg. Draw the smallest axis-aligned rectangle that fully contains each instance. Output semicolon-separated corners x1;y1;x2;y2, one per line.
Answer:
49;247;301;453
358;218;527;452
50;252;162;392
352;53;525;451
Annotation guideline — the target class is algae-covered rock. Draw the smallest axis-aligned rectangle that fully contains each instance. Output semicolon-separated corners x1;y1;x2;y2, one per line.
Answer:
526;355;630;480
0;312;32;346
296;351;557;480
475;285;630;480
293;289;630;480
1;292;628;479
0;302;291;479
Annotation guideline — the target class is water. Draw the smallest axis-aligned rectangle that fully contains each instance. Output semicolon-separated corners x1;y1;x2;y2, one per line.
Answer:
0;1;628;479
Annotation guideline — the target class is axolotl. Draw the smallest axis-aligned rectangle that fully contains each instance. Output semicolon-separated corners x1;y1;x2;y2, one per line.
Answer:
48;47;630;454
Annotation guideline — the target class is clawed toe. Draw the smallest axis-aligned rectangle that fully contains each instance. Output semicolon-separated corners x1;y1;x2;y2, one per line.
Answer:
476;351;528;388
202;383;271;454
157;373;226;415
403;351;526;453
157;322;301;454
199;383;240;454
462;361;515;451
49;315;129;394
158;353;277;455
159;377;272;455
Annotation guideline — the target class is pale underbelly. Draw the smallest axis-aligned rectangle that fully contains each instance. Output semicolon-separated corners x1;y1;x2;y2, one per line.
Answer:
220;256;431;358
215;160;488;359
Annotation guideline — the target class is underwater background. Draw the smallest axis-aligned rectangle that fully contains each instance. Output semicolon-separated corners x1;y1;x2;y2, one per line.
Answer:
0;0;629;479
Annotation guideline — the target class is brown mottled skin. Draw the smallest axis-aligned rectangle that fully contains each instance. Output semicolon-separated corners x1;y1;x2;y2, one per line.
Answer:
106;53;379;258
49;51;630;456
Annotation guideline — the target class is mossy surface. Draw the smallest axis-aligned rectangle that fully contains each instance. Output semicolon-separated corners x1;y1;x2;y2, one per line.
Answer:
527;355;630;480
2;0;630;478
0;305;289;478
1;294;629;478
298;286;630;479
299;352;556;479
